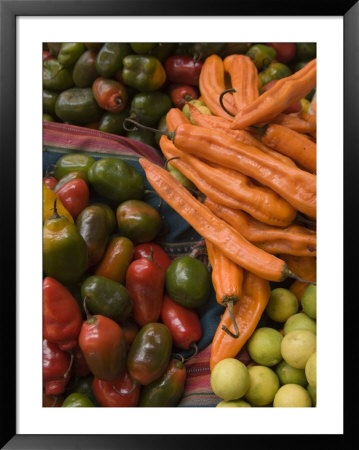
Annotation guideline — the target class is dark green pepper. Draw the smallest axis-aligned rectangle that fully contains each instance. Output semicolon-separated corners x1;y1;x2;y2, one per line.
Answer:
43;59;74;91
55;87;103;125
43;89;59;116
54;153;95;182
43;113;54;122
62;392;94;407
57;43;87;68
295;43;316;61
127;323;172;386
76;203;116;268
96;43;132;78
122;55;166;92
81;275;133;323
66;375;100;407
98;109;130;135
139;358;187;407
246;44;276;70
188;43;226;60
126;128;156;147
43;200;88;285
220;43;252;58
130;43;156;54
73;50;100;88
129;92;172;126
88;157;145;204
259;62;292;87
149;43;177;62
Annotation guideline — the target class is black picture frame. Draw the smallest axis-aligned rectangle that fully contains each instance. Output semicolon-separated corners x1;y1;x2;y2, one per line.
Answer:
1;1;357;448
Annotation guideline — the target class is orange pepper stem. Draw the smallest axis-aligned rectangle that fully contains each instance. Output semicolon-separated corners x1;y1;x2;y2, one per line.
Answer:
285;268;316;285
219;88;236;117
221;298;240;339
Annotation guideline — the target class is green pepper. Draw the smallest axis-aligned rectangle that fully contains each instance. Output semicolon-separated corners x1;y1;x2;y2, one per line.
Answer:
165;255;211;308
81;275;133;323
73;50;100;88
43;89;59;116
259;62;292;87
54;153;95;182
155;115;168;146
96;43;132;78
149;43;177;62
130;43;156;54
139;358;187;407
295;43;316;61
167;163;195;189
127;323;172;385
98;109;129;135
57;43;86;68
126;128;156;147
47;43;62;57
246;44;276;70
43;200;88;285
62;392;94;407
129;92;172;126
43;59;74;91
88;157;145;204
220;43;252;58
92;202;117;233
76;203;116;268
66;375;100;407
53;171;88;192
43;113;54;122
122;55;166;92
188;43;226;60
55;87;103;125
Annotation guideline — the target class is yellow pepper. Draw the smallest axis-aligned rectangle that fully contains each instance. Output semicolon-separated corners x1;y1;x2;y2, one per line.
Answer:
43;183;73;223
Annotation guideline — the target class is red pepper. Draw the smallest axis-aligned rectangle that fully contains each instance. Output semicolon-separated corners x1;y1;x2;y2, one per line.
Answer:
120;318;139;350
43;277;83;351
79;313;127;382
92;370;141;407
43;392;65;407
133;242;172;271
160;294;202;351
92;77;128;113
56;178;90;220
164;55;203;86
169;84;198;109
125;255;165;327
72;345;91;378
43;339;72;395
267;43;296;63
261;80;302;114
43;175;58;190
43;50;55;62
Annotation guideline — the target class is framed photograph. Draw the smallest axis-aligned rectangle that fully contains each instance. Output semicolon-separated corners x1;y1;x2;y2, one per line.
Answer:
1;0;356;448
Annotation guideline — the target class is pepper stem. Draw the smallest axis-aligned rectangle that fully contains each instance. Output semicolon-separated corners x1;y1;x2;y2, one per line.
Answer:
219;88;236;117
49;198;61;220
221;299;240;339
64;351;74;379
287;269;316;285
123;117;175;141
83;296;93;321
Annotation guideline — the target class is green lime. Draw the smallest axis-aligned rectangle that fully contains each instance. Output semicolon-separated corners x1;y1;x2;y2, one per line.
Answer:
301;285;316;319
266;288;299;323
247;327;283;367
273;384;312;407
275;360;308;387
244;365;280;406
305;351;316;388
216;399;251;407
307;384;316;406
281;329;316;369
210;358;250;401
283;312;316;335
167;164;196;189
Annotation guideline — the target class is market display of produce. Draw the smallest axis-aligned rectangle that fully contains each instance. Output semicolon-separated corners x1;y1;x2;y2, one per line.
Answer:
42;42;317;408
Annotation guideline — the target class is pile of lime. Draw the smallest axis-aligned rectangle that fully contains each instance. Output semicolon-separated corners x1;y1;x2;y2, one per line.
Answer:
211;284;317;407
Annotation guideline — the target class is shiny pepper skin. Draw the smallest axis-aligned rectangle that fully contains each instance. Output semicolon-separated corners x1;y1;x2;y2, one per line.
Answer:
43;339;72;395
43;277;83;351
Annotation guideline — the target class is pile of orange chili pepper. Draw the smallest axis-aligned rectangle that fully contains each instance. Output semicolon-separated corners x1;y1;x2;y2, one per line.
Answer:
131;52;317;372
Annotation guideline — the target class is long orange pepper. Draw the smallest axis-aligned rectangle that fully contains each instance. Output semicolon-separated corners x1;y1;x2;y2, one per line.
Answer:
139;157;296;283
210;271;270;371
186;104;297;167
163;122;316;218
223;54;259;111
198;54;236;119
161;138;296;227
230;58;317;129
205;239;244;338
204;198;317;257
262;123;317;173
272;113;316;134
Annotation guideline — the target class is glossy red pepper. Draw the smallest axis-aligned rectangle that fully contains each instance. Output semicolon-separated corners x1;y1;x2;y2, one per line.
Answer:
56;178;90;220
169;84;198;109
133;242;172;271
267;43;296;63
72;345;91;378
43;339;72;395
79;313;127;382
261;80;302;113
92;77;128;113
160;294;202;351
43;277;83;351
43;391;65;407
43;175;58;190
125;255;165;327
92;370;141;407
164;55;203;86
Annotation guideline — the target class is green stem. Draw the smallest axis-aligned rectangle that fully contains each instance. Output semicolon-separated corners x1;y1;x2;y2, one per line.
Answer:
123;117;175;141
221;299;240;339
